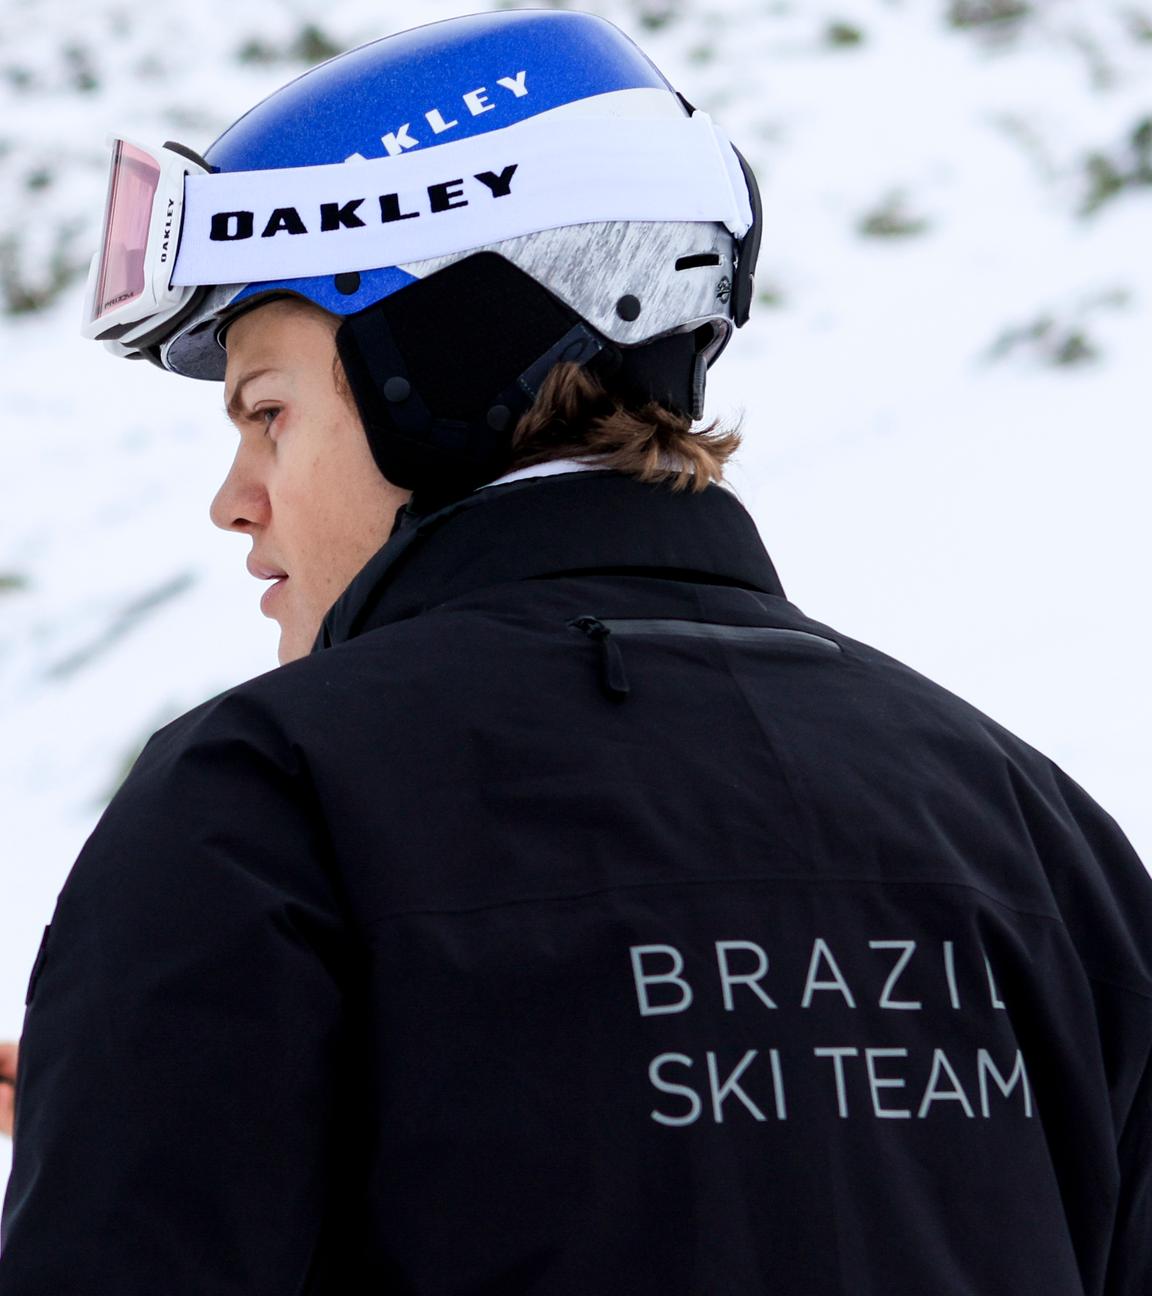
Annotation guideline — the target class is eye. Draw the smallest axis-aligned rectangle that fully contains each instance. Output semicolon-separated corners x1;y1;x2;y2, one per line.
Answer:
254;405;283;435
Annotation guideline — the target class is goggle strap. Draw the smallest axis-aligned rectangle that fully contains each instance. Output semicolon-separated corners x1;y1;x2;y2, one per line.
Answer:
172;111;754;288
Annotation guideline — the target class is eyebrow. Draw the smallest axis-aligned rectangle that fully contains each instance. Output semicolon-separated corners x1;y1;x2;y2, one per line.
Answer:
224;367;279;422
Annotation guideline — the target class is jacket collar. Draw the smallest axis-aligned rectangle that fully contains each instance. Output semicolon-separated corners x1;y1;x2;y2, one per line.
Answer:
313;471;785;651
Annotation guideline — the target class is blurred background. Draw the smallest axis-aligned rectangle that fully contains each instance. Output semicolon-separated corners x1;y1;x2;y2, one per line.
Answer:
1;0;1150;1191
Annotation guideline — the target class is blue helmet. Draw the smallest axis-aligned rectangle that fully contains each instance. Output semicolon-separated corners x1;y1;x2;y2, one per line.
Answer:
133;10;762;492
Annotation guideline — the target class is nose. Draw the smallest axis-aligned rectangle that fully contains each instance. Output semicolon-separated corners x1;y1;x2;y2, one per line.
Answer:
209;444;270;533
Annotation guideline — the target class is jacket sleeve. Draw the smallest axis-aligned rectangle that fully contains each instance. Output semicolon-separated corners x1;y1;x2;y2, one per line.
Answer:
1105;1033;1152;1296
0;694;356;1294
1045;766;1152;1296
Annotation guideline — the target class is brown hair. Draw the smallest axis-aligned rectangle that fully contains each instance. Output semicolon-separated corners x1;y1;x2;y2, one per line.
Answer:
506;360;741;493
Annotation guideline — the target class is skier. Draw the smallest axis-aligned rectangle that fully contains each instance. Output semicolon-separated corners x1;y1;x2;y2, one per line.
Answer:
0;1046;14;1141
1;10;1149;1294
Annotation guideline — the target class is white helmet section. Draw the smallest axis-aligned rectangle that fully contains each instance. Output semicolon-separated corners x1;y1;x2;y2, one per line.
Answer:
158;89;746;379
396;89;740;359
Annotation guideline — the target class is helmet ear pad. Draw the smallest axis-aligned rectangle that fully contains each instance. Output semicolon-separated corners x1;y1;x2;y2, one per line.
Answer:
335;253;605;497
334;252;709;499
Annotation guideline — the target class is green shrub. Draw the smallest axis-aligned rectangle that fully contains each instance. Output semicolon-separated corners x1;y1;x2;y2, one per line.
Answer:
826;21;865;47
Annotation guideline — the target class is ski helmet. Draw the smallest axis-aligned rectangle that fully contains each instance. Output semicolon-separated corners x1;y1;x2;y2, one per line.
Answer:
84;10;762;495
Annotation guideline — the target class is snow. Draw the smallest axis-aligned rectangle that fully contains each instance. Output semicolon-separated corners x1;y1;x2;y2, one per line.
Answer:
2;0;1150;1193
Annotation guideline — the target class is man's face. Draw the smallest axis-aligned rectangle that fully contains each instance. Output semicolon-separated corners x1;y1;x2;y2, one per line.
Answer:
213;299;411;665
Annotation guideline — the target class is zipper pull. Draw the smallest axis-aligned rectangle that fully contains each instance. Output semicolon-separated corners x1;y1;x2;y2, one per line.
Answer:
569;616;631;701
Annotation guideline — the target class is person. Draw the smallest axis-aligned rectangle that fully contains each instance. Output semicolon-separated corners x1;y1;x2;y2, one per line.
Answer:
1;10;1149;1294
0;1046;15;1141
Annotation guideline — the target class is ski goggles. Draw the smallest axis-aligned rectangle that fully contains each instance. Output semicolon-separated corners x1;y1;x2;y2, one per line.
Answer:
82;107;757;356
82;137;211;351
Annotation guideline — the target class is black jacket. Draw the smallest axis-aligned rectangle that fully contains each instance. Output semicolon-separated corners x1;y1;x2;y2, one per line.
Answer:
2;471;1150;1295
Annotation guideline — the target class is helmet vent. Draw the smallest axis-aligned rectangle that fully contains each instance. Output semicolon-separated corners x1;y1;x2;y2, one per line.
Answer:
674;252;722;271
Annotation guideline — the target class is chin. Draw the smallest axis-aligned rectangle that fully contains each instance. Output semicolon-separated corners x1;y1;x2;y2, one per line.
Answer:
276;624;312;666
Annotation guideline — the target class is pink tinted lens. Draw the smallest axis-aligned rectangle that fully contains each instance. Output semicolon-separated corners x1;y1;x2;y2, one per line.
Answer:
92;141;161;322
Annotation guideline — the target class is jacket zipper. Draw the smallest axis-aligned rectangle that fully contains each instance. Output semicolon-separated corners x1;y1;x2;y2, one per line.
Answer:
568;616;631;700
568;615;841;702
596;619;840;653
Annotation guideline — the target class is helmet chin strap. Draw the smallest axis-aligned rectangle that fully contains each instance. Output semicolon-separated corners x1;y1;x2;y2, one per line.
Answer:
335;252;710;506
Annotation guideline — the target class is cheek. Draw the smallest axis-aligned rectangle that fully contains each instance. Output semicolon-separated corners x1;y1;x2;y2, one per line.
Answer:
266;397;401;602
266;449;332;563
272;447;326;519
271;443;377;584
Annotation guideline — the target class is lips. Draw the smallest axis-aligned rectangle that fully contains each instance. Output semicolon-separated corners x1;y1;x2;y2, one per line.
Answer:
247;556;288;581
247;555;289;617
259;574;288;617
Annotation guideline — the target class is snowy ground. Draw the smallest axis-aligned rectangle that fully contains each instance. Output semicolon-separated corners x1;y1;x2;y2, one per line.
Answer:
2;0;1150;1193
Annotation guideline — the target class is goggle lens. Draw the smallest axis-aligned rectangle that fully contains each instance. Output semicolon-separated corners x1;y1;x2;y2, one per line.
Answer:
92;141;161;322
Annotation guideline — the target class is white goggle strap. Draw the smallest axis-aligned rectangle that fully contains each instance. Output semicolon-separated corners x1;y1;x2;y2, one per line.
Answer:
171;110;754;289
